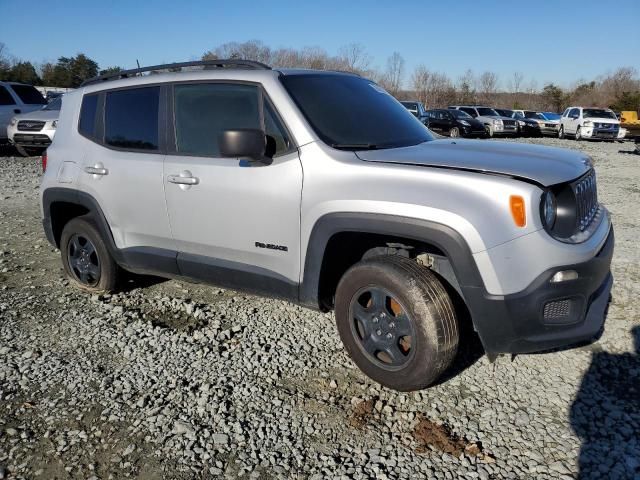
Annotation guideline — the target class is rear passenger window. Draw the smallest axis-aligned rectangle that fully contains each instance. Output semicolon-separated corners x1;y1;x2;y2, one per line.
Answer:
0;86;15;105
174;83;291;158
105;87;159;150
79;94;99;139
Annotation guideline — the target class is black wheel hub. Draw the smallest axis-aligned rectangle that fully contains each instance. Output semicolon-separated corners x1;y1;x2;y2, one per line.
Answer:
68;234;100;286
349;287;415;368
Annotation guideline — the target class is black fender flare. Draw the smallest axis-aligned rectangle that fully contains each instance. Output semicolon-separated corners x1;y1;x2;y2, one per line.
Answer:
299;212;486;306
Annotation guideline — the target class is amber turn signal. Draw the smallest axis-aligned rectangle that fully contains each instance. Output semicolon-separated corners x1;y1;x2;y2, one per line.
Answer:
510;195;526;227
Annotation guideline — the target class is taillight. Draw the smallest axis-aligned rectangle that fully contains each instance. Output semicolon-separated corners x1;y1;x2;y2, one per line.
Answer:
41;152;47;173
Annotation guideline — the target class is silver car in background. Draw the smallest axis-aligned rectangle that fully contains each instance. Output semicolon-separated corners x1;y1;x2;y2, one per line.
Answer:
7;96;62;156
448;105;518;137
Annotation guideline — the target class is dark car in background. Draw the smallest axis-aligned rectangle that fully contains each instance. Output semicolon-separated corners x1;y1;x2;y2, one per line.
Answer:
425;108;486;138
400;101;429;125
494;108;541;137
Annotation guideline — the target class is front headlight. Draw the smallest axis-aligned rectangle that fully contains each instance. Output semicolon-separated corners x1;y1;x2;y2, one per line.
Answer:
460;120;470;126
583;121;593;127
518;120;525;126
9;117;17;126
541;190;557;229
51;120;58;128
493;119;502;125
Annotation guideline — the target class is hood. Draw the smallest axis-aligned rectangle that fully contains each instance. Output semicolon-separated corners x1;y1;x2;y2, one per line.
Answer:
355;139;592;187
14;108;59;121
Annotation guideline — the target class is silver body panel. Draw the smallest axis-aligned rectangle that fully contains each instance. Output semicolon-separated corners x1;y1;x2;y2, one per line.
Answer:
41;69;611;297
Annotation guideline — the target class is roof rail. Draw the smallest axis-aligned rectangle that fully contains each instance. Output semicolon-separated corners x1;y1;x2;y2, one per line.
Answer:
81;59;271;87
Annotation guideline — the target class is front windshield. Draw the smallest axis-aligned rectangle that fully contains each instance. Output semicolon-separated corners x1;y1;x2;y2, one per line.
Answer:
477;107;498;116
450;109;472;119
44;97;62;111
494;109;513;117
583;109;617;119
524;111;545;120
281;74;432;149
542;112;560;120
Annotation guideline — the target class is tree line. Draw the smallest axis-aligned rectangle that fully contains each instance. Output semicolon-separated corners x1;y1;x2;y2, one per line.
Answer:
2;40;638;112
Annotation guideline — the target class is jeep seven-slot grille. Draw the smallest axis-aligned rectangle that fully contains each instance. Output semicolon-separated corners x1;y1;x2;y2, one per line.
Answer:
573;170;598;231
17;120;45;132
503;120;516;127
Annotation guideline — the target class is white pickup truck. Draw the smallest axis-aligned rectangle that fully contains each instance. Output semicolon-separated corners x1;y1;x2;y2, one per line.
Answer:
559;107;620;141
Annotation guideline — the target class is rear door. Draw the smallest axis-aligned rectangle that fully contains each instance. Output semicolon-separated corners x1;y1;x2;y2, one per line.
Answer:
78;85;176;266
163;82;303;296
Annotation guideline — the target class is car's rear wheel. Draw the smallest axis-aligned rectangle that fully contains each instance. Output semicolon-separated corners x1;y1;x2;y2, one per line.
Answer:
335;255;458;391
449;127;460;138
60;217;120;292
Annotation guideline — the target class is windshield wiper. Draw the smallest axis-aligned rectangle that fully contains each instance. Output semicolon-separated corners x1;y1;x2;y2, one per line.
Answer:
331;143;379;150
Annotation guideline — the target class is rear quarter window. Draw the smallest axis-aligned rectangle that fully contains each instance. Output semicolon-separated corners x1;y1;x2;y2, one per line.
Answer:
79;94;99;139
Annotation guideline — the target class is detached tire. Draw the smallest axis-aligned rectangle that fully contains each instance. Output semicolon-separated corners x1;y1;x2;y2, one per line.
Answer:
60;216;119;293
335;256;458;391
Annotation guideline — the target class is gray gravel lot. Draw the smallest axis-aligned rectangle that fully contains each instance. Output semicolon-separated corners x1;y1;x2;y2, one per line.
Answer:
0;138;638;479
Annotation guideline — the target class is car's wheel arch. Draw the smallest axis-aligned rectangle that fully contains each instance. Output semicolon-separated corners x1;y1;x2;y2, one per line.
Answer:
299;213;485;310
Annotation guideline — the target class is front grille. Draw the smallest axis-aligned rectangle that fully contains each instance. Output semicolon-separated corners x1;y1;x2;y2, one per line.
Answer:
503;120;516;127
17;120;45;132
573;170;598;231
545;123;556;128
543;299;571;320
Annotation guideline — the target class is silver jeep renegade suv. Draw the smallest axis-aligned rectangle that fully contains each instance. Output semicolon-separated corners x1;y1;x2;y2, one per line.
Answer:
40;60;614;391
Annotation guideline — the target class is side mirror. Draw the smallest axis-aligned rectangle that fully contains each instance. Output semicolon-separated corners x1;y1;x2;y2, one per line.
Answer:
219;129;266;162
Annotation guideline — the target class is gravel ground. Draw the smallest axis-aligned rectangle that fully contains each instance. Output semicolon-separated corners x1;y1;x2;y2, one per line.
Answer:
0;138;638;480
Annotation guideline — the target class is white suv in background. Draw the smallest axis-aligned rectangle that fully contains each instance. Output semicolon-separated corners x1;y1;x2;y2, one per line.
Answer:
559;107;620;141
0;81;47;146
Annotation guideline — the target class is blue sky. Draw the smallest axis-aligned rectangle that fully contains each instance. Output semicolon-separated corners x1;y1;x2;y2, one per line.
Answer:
1;0;638;89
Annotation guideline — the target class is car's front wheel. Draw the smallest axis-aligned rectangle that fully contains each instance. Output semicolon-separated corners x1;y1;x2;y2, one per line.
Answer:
335;256;459;391
575;126;582;141
558;125;565;139
485;125;493;138
60;216;120;292
449;127;460;138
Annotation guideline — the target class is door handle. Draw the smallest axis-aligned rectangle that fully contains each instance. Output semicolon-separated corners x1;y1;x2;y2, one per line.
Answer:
84;166;109;175
168;174;199;185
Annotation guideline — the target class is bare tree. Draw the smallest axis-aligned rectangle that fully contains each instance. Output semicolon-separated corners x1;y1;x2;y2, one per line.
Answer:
411;65;455;108
381;52;405;96
456;69;476;104
203;40;272;64
411;64;430;105
338;43;371;74
477;71;499;105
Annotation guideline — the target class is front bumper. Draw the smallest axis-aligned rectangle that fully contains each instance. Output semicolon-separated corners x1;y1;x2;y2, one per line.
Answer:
461;126;487;137
464;227;614;354
7;123;55;148
581;127;619;140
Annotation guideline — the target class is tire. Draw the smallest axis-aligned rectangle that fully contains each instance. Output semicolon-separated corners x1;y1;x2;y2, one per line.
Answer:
15;145;44;157
15;145;30;157
558;125;565;139
485;125;493;138
575;126;582;141
449;127;460;138
60;216;119;293
335;255;458;391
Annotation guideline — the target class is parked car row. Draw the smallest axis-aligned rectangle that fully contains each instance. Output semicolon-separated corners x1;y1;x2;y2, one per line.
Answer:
0;81;63;156
401;101;627;143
